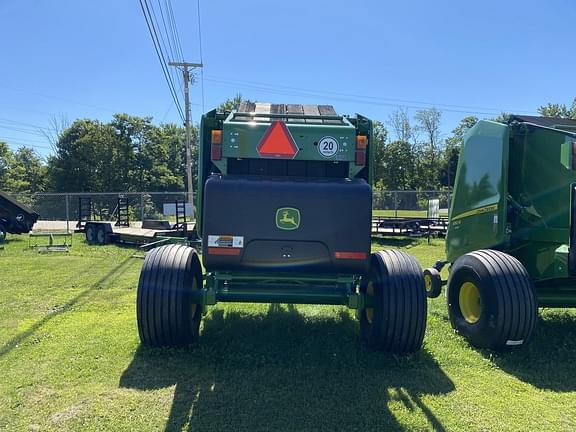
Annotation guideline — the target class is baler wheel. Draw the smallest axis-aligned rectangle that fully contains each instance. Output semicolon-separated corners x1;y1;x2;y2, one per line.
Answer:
424;267;442;298
85;225;96;244
447;249;537;351
137;244;204;347
0;224;6;242
360;250;427;352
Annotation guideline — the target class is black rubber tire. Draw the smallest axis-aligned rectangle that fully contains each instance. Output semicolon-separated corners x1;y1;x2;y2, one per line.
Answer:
447;249;537;351
424;267;442;298
0;224;6;242
95;226;107;245
85;225;96;244
360;250;427;353
137;244;204;347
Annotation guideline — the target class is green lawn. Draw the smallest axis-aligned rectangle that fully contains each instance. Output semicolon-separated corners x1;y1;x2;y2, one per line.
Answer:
1;235;575;431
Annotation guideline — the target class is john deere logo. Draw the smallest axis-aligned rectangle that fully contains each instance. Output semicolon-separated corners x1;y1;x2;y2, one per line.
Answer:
276;207;300;230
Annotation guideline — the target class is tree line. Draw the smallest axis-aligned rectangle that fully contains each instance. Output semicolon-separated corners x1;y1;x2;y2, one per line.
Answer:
1;96;574;195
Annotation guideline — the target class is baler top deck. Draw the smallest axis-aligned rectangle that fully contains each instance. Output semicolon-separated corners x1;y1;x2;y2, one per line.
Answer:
206;102;370;180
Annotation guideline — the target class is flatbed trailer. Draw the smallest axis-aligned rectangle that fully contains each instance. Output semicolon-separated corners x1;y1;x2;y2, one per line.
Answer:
83;221;189;247
371;216;448;237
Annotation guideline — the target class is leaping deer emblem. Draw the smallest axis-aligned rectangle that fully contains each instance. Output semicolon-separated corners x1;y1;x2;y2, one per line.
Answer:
280;210;298;227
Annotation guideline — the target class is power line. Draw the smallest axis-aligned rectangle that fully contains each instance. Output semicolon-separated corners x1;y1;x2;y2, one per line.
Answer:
196;0;205;112
156;0;177;62
165;0;184;61
0;134;50;145
204;75;538;116
0;137;52;151
149;0;183;94
0;83;119;113
138;0;185;122
0;117;56;133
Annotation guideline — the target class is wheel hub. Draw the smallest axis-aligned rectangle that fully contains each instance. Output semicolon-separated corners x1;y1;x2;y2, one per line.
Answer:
424;274;432;293
459;281;482;324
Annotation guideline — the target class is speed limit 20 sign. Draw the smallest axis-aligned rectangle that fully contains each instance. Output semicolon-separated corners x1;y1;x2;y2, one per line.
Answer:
318;136;339;157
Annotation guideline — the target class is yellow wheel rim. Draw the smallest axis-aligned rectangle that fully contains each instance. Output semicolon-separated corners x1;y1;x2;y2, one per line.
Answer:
365;281;374;324
459;281;481;324
424;274;432;293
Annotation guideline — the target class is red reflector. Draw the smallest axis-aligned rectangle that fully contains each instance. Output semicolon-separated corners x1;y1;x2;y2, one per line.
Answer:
356;135;368;150
335;252;368;260
257;121;299;159
211;144;222;161
211;129;222;145
355;150;366;166
208;247;241;256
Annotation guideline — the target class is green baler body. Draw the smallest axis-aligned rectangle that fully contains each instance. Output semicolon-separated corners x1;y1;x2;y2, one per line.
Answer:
446;117;576;306
197;105;373;238
194;103;374;307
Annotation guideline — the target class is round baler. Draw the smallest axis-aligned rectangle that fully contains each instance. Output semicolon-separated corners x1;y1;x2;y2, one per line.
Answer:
136;103;427;352
425;115;576;350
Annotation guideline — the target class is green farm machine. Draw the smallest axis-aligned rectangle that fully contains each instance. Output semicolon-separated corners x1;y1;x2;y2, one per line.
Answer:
136;103;427;352
424;115;576;350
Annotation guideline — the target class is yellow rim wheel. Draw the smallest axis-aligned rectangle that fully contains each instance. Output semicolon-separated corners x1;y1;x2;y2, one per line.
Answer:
365;281;374;324
459;282;482;324
424;274;432;292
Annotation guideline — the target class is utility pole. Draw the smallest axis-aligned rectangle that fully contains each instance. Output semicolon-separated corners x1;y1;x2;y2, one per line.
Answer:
169;62;203;211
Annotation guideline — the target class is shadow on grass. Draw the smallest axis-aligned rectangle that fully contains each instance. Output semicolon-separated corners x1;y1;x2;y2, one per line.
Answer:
486;311;576;392
120;305;454;432
0;255;137;358
371;236;422;248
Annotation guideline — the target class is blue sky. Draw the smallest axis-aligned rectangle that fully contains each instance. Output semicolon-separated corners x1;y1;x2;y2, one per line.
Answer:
1;0;575;157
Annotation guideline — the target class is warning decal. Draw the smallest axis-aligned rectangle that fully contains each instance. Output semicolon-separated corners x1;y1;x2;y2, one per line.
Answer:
207;235;244;248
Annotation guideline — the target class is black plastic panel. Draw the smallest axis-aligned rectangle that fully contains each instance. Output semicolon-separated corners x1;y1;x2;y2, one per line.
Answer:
202;175;372;274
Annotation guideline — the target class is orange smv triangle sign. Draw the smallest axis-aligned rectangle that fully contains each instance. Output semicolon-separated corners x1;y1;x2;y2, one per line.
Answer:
257;121;299;159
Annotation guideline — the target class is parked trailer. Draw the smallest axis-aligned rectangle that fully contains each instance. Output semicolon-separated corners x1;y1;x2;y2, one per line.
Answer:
0;191;39;241
84;221;188;246
371;216;448;237
83;196;192;247
425;115;576;351
136;103;427;352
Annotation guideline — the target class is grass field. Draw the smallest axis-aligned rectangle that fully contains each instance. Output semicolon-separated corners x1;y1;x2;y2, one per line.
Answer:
1;234;576;431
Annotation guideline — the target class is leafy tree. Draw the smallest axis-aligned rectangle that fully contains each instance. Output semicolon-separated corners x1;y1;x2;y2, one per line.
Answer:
414;108;443;189
46;119;117;192
141;123;187;191
538;98;576;119
492;113;512;123
6;147;46;193
0;141;14;190
371;120;388;186
387;108;414;144
219;94;245;111
440;116;478;188
380;140;416;190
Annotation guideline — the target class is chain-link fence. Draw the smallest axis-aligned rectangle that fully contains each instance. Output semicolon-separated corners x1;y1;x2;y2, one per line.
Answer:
13;190;451;224
372;190;451;217
13;192;191;223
